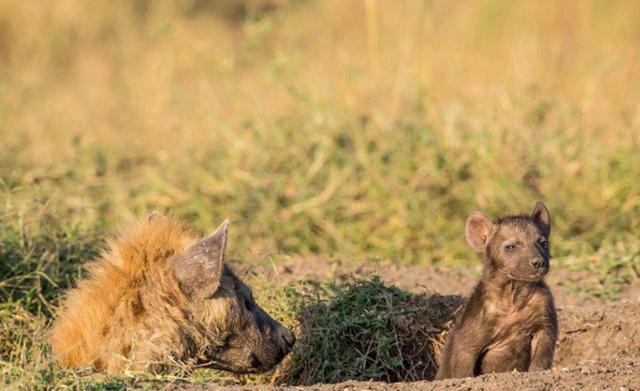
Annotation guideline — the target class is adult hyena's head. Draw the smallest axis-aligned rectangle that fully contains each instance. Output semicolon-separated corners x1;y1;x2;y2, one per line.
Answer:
49;214;295;373
170;219;296;373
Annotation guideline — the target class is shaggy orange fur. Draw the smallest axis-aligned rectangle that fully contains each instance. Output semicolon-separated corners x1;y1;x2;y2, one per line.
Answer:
49;216;231;372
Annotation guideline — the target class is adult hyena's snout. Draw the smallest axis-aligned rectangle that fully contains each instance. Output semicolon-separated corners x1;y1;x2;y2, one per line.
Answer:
247;304;296;371
274;324;296;354
266;315;295;358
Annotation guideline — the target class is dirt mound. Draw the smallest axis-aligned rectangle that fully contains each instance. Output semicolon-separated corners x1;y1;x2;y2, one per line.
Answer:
556;300;640;367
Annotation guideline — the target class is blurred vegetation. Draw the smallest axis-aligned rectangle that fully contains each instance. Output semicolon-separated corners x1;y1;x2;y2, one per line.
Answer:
0;0;639;388
1;0;639;265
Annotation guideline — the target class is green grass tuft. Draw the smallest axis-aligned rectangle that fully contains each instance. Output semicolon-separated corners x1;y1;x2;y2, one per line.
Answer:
277;277;462;385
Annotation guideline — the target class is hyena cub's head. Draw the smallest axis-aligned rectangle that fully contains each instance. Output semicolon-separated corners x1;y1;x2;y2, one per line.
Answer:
464;202;551;282
172;220;295;373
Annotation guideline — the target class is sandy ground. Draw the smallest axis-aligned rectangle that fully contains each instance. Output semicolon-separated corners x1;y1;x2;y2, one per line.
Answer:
184;258;640;390
179;357;639;390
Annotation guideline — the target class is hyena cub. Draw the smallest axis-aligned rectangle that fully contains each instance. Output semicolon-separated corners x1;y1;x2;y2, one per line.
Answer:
436;202;557;379
49;213;295;373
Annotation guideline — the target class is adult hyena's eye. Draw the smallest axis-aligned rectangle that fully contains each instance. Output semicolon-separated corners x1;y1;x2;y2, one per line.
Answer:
538;238;548;249
504;243;517;252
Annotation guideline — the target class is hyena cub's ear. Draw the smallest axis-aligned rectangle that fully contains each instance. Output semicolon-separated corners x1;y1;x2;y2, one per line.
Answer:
173;220;230;299
465;211;494;252
531;201;551;235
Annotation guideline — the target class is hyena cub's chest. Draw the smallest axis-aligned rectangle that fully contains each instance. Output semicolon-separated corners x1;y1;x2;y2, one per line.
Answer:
477;304;541;374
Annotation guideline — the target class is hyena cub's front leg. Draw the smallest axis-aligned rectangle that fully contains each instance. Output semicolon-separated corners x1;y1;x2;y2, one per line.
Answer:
529;301;558;372
436;294;490;379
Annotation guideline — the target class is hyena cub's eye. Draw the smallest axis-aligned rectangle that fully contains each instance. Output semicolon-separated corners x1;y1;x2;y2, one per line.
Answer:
504;243;517;252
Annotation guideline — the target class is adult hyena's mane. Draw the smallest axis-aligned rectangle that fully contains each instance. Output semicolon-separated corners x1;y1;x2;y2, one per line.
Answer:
49;216;200;371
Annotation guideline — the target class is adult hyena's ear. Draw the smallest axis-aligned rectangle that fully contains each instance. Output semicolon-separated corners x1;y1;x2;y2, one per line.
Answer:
173;220;230;299
531;201;551;235
465;211;494;252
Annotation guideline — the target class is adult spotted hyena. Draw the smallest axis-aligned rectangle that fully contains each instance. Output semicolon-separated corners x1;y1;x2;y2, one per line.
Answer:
49;213;295;373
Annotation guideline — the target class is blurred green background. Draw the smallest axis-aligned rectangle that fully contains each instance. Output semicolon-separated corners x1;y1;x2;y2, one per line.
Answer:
2;0;639;266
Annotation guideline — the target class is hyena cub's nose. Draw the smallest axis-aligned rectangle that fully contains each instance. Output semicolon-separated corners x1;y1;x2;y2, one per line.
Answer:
276;328;296;353
530;258;546;269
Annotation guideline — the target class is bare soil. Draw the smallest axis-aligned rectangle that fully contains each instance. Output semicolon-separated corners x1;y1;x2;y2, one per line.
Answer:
179;357;639;390
194;259;640;390
272;257;640;307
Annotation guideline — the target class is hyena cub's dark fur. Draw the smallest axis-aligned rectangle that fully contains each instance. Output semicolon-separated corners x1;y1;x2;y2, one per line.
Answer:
436;202;558;379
